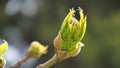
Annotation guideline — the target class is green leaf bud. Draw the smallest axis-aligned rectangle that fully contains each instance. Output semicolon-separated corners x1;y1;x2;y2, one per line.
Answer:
60;8;87;53
27;41;48;58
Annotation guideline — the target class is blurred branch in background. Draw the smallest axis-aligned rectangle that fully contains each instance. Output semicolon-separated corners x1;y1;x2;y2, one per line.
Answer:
0;0;120;68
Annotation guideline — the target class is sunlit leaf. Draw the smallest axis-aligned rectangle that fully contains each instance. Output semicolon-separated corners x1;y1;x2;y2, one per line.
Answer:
0;40;8;56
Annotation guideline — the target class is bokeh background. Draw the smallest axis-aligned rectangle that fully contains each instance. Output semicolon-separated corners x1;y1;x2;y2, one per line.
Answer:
0;0;120;68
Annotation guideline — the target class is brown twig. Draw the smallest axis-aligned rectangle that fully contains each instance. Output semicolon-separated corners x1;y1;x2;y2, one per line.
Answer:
36;50;70;68
10;55;30;68
36;53;60;68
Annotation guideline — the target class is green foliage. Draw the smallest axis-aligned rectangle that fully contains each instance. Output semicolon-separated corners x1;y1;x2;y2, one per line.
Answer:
0;40;8;67
60;8;86;53
28;41;48;58
0;40;8;57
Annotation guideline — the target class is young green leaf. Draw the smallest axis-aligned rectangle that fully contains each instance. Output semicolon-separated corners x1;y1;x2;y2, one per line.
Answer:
0;40;8;57
60;8;87;53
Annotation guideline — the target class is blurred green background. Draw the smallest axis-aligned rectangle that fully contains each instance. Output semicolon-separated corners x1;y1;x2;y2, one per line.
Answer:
0;0;120;68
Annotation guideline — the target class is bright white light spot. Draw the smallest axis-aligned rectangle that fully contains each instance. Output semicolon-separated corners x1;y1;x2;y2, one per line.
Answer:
5;0;21;15
20;0;38;17
5;45;22;64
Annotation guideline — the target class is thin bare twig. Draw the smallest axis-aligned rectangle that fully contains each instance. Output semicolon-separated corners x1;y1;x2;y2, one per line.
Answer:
10;55;30;68
36;53;60;68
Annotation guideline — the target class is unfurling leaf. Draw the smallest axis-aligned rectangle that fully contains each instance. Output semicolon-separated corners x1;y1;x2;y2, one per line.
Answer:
0;40;8;57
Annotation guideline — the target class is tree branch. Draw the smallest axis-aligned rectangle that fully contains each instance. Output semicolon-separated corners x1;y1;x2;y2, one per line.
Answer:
37;53;60;68
10;55;30;68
